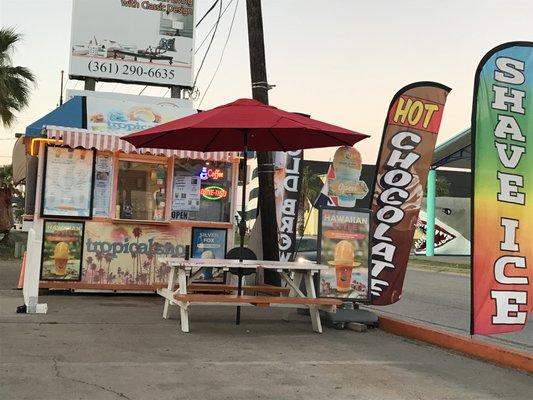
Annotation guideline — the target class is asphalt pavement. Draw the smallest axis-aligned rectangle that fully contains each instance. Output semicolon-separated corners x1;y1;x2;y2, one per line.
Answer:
366;262;533;352
1;259;532;399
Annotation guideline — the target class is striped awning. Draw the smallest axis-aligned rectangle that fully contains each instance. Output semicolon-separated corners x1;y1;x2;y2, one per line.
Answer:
45;125;236;162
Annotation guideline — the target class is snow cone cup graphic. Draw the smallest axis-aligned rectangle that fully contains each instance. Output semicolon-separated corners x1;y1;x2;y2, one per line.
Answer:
328;240;361;293
328;147;363;207
52;242;70;276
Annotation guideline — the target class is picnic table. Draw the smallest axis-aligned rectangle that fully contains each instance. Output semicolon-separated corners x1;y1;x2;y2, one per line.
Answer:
157;258;341;333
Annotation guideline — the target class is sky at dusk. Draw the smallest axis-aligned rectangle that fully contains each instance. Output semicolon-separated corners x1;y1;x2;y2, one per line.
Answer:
1;0;533;165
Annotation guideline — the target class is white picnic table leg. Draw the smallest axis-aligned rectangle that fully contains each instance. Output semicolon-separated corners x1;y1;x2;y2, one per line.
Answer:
282;271;303;322
163;266;177;319
304;271;322;333
177;267;190;333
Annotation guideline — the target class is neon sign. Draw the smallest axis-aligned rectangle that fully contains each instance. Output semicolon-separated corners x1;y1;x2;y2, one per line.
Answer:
201;185;228;200
199;167;224;181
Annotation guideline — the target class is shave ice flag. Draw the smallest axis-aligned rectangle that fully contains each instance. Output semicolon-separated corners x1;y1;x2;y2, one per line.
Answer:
471;42;533;335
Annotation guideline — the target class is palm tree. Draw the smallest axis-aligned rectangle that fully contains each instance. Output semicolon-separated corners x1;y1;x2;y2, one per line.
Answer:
0;27;35;127
297;166;323;236
0;165;21;242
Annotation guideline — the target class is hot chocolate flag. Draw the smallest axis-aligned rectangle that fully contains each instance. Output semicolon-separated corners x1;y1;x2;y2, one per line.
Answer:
370;82;450;305
471;42;533;335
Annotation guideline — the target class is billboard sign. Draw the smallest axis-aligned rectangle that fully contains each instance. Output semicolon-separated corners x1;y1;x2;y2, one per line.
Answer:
471;42;533;335
69;0;195;87
370;82;450;305
67;90;195;134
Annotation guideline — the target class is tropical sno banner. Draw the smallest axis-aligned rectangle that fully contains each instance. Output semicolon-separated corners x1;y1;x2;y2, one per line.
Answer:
471;42;533;335
81;222;190;286
370;82;450;305
67;90;194;134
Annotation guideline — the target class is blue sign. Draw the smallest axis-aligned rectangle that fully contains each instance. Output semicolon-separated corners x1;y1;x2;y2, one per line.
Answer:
191;228;227;259
190;228;227;281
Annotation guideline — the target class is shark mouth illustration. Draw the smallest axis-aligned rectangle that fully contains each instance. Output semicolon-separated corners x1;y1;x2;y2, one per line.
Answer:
414;217;456;251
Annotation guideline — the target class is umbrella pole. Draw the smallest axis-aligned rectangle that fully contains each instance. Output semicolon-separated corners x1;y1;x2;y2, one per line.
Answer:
236;133;248;325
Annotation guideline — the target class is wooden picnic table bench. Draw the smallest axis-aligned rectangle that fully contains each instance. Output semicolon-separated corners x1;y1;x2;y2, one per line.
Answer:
174;294;342;306
157;258;338;333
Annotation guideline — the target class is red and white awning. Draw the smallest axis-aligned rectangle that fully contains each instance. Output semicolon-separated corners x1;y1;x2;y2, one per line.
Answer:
45;126;236;162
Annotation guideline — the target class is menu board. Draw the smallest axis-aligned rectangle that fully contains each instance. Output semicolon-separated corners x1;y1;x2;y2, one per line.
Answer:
93;154;113;216
42;147;94;217
171;174;201;215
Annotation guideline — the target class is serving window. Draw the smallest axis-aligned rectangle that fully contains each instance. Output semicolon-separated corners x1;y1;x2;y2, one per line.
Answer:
116;160;167;221
172;159;232;222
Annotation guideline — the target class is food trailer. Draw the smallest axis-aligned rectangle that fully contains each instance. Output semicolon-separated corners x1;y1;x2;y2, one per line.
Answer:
22;122;238;312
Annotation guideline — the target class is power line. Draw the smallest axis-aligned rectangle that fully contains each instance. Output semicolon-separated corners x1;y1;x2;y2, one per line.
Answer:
192;0;223;90
194;0;234;55
196;0;219;28
199;0;239;107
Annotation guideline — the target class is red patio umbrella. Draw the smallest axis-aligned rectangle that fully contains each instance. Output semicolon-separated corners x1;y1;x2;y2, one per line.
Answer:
122;98;368;323
123;98;367;152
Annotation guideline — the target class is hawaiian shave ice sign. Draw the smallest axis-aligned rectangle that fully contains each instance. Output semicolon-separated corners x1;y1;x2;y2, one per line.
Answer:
472;42;533;335
67;90;195;134
370;82;450;305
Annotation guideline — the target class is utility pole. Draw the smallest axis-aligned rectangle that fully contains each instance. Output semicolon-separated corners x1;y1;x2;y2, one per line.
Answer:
246;0;280;284
59;70;64;106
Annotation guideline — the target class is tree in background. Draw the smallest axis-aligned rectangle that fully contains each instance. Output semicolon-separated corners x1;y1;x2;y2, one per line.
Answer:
435;176;450;197
424;176;451;197
0;165;21;241
0;27;35;127
297;166;323;236
0;28;34;242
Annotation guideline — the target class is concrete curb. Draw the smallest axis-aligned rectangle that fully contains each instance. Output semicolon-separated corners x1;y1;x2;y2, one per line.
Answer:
378;315;533;373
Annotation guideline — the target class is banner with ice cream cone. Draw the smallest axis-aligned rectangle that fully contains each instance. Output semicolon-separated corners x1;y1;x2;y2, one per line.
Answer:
370;82;451;305
314;146;369;208
317;207;371;301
